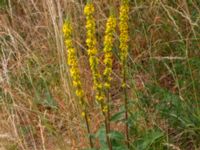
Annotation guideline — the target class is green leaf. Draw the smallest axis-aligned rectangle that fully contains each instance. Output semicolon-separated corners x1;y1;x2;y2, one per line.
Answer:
43;90;58;109
109;131;128;150
110;110;125;122
95;126;108;149
108;131;125;141
133;130;164;150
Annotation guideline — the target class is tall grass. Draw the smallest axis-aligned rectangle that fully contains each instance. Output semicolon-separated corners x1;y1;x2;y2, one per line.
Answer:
0;0;199;149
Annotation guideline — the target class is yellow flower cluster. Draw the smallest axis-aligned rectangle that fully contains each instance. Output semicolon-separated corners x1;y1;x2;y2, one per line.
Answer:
102;105;108;113
103;15;116;89
119;0;129;64
63;21;84;99
84;2;104;102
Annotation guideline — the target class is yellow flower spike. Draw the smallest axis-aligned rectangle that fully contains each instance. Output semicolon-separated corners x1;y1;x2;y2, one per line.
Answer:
119;0;129;65
84;2;114;149
63;19;94;148
63;20;84;99
84;2;104;102
119;0;130;148
103;14;117;90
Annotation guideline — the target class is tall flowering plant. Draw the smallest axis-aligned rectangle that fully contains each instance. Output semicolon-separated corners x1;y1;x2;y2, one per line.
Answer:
63;20;94;148
119;0;130;147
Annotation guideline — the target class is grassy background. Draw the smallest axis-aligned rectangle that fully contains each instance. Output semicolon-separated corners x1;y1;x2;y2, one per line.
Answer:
0;0;200;149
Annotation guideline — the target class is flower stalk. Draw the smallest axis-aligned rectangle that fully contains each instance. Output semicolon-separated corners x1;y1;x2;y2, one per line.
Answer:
84;2;113;150
103;12;117;133
62;20;94;148
119;0;130;148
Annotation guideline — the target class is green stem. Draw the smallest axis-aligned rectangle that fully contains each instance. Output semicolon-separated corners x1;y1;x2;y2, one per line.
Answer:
106;90;111;132
101;102;112;150
81;98;94;148
123;65;130;148
84;111;94;148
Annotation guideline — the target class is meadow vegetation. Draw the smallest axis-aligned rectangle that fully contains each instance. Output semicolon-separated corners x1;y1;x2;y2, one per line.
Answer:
0;0;200;149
